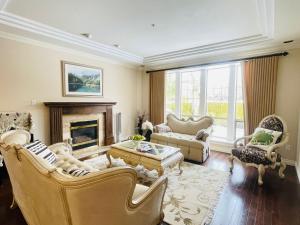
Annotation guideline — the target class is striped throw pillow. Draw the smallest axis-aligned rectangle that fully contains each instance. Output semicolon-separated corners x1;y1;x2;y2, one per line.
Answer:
67;168;90;177
24;140;57;165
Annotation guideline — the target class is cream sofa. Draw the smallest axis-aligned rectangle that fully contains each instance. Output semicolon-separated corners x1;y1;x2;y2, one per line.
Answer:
151;114;213;163
0;131;167;225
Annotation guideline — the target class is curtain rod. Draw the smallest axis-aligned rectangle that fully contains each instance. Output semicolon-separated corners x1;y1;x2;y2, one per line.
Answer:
146;51;288;73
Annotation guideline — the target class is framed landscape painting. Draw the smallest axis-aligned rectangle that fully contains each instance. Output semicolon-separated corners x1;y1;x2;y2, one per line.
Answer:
62;61;103;97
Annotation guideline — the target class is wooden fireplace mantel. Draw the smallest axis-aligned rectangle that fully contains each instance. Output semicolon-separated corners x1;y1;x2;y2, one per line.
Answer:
44;102;117;145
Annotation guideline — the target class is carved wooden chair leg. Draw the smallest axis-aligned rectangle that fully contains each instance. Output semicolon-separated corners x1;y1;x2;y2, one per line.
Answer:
10;195;17;209
159;212;165;224
228;155;234;173
279;161;286;179
258;164;265;186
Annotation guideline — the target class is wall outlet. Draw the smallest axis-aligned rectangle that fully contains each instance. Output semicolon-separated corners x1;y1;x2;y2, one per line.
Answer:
31;99;37;106
285;144;291;151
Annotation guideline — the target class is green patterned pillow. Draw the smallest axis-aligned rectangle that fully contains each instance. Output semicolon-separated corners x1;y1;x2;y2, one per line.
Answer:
247;128;282;150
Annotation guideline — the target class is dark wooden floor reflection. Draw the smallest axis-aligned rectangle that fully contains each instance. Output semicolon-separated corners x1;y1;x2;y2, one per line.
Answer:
1;151;299;225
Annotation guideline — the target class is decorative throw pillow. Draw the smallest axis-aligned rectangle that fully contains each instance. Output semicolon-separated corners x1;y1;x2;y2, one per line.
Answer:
155;124;172;133
24;140;57;165
195;129;209;141
247;128;282;150
67;168;90;177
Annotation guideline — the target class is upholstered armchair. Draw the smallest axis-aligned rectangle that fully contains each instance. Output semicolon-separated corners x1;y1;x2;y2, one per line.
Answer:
0;142;168;225
229;115;288;185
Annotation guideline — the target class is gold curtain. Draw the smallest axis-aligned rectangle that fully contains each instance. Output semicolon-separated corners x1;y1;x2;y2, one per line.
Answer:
150;71;165;125
243;56;279;135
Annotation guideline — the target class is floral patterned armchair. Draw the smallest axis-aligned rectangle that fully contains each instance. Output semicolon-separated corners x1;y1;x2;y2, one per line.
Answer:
0;112;32;167
229;115;289;185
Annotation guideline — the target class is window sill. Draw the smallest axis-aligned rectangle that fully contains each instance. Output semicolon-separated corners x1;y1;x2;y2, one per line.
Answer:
209;137;234;154
210;137;234;145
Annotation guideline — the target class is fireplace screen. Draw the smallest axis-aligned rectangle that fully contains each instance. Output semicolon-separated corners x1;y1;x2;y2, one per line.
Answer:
70;120;98;150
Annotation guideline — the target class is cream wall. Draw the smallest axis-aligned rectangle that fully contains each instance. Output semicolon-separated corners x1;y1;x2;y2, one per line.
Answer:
0;37;142;144
276;48;300;161
142;48;300;162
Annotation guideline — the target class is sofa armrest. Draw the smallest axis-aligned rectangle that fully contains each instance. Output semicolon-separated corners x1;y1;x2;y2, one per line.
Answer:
132;175;167;205
154;123;172;133
60;167;167;225
233;135;253;148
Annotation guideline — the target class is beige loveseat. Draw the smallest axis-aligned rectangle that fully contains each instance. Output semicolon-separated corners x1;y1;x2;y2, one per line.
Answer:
0;131;167;225
151;114;213;163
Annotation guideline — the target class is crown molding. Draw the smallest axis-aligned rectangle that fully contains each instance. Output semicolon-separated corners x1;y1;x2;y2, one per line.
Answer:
0;0;8;11
144;0;275;64
144;43;300;71
144;35;270;64
0;0;276;66
0;30;141;69
0;11;143;64
256;0;274;38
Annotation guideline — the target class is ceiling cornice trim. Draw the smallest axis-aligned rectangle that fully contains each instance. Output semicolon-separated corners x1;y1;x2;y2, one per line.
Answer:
144;35;270;64
144;43;300;71
0;1;275;66
0;0;8;11
256;0;274;38
0;11;143;64
144;0;275;64
0;30;140;69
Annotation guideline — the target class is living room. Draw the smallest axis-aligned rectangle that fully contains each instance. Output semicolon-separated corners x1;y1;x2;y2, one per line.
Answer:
0;0;300;225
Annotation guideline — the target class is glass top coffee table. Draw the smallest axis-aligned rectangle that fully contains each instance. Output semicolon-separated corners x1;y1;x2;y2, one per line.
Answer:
108;141;184;176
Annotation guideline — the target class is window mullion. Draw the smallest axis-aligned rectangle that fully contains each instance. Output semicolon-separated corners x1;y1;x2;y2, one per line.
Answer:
227;65;237;140
175;71;181;118
199;69;207;117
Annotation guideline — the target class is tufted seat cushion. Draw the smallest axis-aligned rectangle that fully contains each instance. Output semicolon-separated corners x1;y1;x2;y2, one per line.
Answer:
232;145;272;165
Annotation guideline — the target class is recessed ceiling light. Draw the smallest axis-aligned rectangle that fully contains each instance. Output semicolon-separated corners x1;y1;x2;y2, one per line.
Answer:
113;44;120;48
80;33;92;39
283;40;294;44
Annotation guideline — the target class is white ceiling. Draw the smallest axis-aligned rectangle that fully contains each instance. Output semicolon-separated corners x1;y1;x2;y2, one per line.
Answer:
0;0;300;66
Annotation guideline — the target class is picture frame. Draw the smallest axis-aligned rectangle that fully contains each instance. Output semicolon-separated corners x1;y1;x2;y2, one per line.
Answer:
62;61;103;97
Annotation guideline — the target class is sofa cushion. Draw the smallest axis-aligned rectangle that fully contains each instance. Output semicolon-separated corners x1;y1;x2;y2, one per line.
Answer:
232;145;272;165
166;114;213;135
54;150;99;177
151;132;204;148
24;140;57;165
133;184;149;200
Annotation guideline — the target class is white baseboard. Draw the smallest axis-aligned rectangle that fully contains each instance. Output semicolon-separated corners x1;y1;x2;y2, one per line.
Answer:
282;158;296;166
210;141;232;154
296;165;300;183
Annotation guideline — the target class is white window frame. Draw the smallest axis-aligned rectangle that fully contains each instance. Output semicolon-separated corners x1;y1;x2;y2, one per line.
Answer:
164;62;243;142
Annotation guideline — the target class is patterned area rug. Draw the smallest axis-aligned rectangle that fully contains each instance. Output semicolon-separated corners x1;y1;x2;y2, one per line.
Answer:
163;162;229;225
84;157;229;225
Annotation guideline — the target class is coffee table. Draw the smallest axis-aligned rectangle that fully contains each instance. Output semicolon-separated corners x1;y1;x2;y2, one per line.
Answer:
108;141;184;176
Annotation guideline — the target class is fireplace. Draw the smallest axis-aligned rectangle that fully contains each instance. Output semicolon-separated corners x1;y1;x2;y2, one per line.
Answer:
70;120;98;151
44;102;116;150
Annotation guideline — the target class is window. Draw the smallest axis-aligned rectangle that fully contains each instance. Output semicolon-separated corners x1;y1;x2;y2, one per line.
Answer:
165;63;244;142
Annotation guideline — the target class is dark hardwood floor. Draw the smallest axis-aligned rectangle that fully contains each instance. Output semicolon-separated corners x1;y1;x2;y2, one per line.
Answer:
0;151;299;225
